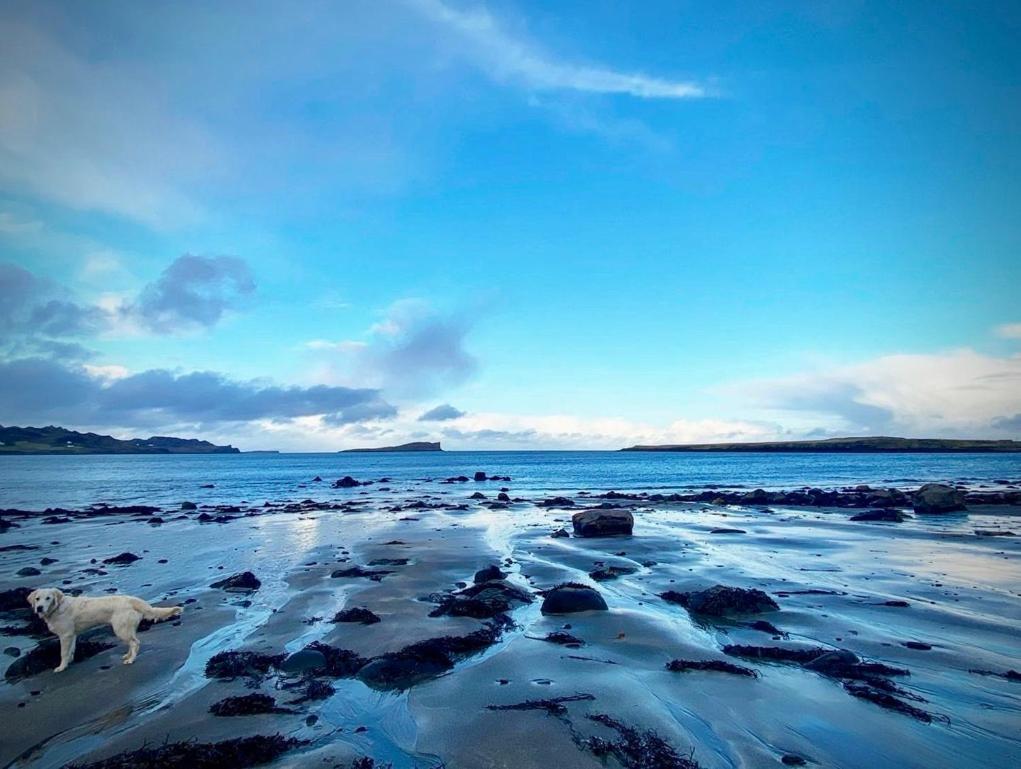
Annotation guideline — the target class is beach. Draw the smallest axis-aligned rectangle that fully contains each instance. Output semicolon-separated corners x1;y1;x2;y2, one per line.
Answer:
1;456;1019;768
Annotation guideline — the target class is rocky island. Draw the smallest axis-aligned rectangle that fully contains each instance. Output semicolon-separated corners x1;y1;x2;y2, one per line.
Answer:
341;441;443;452
0;425;240;454
622;436;1021;453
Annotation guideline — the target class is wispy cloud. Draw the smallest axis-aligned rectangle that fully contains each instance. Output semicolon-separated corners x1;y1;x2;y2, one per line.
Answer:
994;322;1021;339
407;0;709;100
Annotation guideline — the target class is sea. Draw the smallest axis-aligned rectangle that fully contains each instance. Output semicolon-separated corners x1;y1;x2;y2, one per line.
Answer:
2;451;1020;509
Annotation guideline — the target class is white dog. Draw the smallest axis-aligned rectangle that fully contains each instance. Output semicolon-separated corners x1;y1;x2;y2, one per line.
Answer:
27;588;182;672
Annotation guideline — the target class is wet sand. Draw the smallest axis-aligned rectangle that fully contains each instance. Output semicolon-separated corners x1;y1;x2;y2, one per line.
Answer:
1;479;1019;768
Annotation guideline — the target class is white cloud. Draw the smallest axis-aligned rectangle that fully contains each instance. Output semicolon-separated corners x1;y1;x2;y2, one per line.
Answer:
407;0;709;100
994;322;1021;339
730;349;1021;437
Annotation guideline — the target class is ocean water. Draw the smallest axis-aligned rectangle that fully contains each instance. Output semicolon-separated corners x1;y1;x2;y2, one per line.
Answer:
2;450;1019;509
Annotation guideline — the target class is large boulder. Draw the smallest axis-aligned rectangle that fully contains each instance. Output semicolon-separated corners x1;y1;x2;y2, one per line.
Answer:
571;509;634;537
540;583;608;614
210;571;261;592
913;483;967;514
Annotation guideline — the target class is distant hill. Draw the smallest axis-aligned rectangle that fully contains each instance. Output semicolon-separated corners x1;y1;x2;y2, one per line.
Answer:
341;441;443;453
621;436;1021;453
0;425;240;455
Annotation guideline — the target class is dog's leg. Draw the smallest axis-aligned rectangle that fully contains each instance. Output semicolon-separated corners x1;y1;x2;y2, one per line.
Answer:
113;612;141;664
54;633;76;673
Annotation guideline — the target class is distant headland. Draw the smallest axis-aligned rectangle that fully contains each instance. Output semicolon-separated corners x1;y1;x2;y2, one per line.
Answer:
0;425;240;455
341;441;443;453
621;436;1021;453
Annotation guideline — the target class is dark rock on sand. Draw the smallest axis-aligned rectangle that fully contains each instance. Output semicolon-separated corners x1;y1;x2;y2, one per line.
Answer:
541;583;608;614
661;585;778;616
67;734;303;769
912;483;966;514
474;564;505;583
6;637;115;682
782;756;808;766
572;509;633;537
4;646;19;657
357;622;507;690
551;528;570;538
541;496;575;508
709;527;746;534
210;571;261;592
180;501;197;510
0;587;31;612
589;565;636;581
102;552;140;565
333;476;363;488
332;607;381;625
474;471;488;481
209;693;291;717
16;566;41;577
850;509;907;522
665;659;757;677
331;566;393;581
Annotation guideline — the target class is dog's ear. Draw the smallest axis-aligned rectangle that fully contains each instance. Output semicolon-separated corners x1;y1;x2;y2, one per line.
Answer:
26;589;38;606
52;589;65;606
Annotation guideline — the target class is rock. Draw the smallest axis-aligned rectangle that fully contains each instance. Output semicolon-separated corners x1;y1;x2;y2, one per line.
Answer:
541;496;575;508
542;631;584;646
0;587;31;611
571;509;634;537
540;583;608;614
4;647;20;657
550;528;570;538
661;585;779;616
332;607;381;625
850;509;906;522
16;567;41;577
588;565;636;581
279;648;327;675
497;492;511;502
782;755;808;766
912;483;966;514
333;476;362;488
102;552;140;565
474;472;488;481
210;571;261;592
474;564;505;584
312;476;322;482
181;501;197;510
470;492;486;500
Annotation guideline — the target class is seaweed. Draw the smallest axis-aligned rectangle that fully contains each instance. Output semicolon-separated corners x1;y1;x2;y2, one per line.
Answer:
584;714;700;769
665;659;757;677
68;735;303;769
487;694;595;716
209;693;292;717
541;631;585;646
302;641;369;677
204;650;285;680
723;645;828;664
843;683;937;723
661;586;778;616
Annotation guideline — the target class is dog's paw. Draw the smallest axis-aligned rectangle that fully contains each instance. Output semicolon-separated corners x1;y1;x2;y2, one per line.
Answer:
53;665;67;673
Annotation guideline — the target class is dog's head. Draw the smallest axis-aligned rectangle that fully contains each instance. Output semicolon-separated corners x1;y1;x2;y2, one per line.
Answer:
26;588;64;618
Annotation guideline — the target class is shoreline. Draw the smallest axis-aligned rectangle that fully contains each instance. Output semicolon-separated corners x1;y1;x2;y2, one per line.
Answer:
1;474;1019;768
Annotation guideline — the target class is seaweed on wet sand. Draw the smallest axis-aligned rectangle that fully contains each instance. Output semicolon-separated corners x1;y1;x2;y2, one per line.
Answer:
67;735;304;769
209;693;292;717
302;641;369;677
843;683;937;723
204;650;285;680
584;714;700;769
487;693;595;716
665;659;757;677
5;637;115;682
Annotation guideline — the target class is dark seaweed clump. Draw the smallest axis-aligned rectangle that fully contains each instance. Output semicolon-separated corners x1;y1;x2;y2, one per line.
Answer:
584;713;700;769
204;650;285;680
68;735;303;769
665;659;757;677
5;638;115;682
209;693;291;717
303;641;369;677
661;586;778;617
542;631;585;647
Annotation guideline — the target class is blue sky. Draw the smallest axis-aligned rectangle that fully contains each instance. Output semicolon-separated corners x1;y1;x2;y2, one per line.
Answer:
1;0;1019;449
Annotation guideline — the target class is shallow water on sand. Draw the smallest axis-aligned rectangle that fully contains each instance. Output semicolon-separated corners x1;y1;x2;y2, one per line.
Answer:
1;456;1019;768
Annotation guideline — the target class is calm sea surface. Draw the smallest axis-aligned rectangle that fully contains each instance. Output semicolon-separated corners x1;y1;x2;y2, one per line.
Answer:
2;451;1019;509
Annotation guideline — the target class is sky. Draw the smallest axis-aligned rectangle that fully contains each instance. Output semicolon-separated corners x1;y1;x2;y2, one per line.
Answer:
1;0;1019;450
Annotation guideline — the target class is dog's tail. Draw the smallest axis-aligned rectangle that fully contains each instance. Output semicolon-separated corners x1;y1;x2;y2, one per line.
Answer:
132;599;183;622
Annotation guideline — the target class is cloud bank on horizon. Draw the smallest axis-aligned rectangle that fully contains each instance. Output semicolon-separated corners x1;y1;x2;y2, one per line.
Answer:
1;1;1018;449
